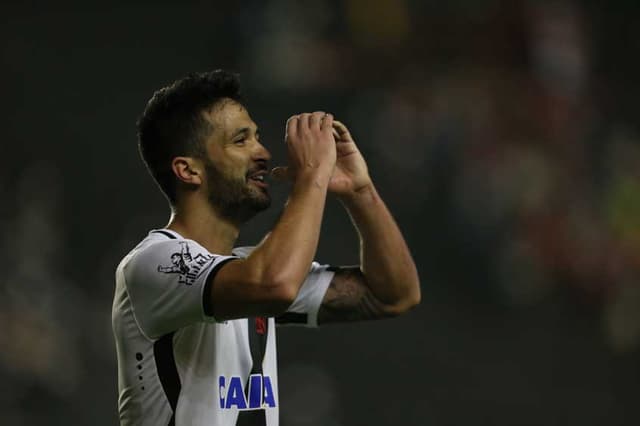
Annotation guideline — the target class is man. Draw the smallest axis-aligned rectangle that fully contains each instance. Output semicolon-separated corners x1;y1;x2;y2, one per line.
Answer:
112;70;420;426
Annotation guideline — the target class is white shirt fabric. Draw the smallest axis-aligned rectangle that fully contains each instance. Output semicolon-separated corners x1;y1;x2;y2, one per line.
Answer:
112;229;334;426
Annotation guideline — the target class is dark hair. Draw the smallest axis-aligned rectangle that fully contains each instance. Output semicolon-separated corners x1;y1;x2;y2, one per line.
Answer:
137;70;243;204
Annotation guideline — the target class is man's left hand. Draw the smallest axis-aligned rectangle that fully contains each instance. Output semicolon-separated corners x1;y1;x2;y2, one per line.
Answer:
327;120;372;197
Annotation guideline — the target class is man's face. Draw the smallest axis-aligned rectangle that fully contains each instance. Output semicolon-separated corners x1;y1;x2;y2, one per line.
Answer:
200;100;272;222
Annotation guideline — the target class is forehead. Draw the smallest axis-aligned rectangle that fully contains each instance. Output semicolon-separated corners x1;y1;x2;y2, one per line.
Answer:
202;100;256;140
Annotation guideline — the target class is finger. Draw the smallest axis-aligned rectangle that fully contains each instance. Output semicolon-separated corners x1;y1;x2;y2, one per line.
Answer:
309;111;325;131
321;113;334;132
271;166;293;181
332;120;350;138
286;115;298;141
284;115;300;142
332;128;340;140
297;113;311;133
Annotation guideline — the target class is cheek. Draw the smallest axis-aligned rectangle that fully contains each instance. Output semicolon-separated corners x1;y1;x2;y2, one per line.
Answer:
216;159;247;182
209;151;238;171
223;153;250;177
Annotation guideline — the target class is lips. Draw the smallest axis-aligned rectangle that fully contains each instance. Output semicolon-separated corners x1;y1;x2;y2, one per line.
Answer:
247;169;268;189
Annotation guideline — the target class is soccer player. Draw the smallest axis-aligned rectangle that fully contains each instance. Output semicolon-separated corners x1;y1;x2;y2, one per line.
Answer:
112;70;420;426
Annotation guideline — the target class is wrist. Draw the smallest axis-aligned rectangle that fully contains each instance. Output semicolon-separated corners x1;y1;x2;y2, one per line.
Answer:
338;182;377;208
294;167;333;190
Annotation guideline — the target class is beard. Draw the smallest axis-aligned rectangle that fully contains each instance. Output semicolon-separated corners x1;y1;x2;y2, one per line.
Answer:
204;159;271;223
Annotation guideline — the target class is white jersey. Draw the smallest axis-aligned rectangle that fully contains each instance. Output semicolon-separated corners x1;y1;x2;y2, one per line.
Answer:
112;229;334;426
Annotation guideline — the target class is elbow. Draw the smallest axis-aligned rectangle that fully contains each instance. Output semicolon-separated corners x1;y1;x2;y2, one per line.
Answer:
403;290;421;313
407;287;421;311
393;267;421;315
409;279;422;308
406;278;422;311
405;273;422;311
261;271;300;314
385;281;421;317
389;296;420;317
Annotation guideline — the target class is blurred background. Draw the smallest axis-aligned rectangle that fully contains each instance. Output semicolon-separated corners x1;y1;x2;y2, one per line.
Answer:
1;0;640;424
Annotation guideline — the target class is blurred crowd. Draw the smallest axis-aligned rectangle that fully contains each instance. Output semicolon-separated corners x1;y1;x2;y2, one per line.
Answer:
240;0;640;349
1;0;639;424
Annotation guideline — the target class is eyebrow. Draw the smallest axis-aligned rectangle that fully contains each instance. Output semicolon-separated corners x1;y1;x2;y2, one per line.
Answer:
230;127;259;139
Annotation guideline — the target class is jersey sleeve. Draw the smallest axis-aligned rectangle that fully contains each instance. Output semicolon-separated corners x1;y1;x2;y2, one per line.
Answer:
276;261;334;328
122;239;237;340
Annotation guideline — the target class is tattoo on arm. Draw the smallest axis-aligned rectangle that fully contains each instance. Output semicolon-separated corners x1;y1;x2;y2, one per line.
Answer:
317;267;393;324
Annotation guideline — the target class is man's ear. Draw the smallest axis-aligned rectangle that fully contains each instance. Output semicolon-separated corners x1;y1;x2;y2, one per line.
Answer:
171;157;203;186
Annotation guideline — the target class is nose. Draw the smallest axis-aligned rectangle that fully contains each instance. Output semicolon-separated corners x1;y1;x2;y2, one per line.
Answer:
253;140;271;163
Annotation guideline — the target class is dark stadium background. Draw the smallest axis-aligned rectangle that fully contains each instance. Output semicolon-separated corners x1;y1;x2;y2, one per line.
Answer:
1;1;640;425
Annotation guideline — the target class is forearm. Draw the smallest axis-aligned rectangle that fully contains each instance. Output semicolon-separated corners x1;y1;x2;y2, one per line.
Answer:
248;171;330;296
340;184;420;311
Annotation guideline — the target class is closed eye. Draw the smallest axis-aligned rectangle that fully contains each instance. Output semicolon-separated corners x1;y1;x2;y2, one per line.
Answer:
230;126;259;145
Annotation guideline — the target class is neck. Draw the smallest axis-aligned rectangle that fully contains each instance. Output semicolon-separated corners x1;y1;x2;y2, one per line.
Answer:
166;197;240;255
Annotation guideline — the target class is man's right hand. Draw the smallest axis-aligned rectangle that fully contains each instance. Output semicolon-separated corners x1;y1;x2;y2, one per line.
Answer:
280;111;337;186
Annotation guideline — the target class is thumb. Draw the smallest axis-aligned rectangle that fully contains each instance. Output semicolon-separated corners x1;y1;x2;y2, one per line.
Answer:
271;166;293;182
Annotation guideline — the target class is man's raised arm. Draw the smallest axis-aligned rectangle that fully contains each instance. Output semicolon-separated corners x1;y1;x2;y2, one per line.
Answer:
210;112;336;321
318;121;421;324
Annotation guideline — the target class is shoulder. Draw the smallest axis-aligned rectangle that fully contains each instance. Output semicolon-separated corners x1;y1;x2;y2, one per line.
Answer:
120;231;216;279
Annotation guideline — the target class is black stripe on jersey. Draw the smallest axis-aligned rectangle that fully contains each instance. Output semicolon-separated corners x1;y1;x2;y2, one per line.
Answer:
247;317;268;375
237;407;267;425
275;312;308;325
202;257;239;317
152;230;177;240
237;318;268;426
153;333;180;426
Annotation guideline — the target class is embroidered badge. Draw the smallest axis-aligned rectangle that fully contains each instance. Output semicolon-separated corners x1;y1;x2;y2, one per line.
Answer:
157;242;213;285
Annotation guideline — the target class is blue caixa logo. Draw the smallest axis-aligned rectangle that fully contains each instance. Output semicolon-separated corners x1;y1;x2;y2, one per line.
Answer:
219;374;277;410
